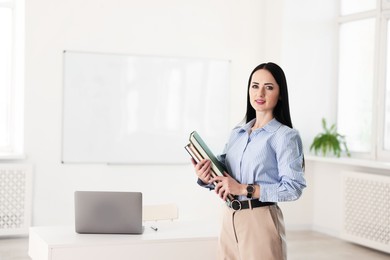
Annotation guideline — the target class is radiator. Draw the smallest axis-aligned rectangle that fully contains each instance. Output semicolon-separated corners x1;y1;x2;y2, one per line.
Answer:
341;171;390;253
0;164;33;236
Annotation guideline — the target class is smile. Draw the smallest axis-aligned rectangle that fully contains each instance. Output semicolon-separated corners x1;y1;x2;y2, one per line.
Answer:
255;99;265;105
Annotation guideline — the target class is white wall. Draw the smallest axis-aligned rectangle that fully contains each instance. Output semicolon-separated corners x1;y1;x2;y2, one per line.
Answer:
24;0;379;237
258;0;339;230
278;0;339;148
24;0;269;226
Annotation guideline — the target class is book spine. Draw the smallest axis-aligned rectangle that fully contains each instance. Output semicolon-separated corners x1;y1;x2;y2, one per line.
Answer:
190;136;224;177
191;132;226;174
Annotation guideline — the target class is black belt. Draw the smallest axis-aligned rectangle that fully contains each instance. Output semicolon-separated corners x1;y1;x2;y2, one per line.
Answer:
227;199;275;211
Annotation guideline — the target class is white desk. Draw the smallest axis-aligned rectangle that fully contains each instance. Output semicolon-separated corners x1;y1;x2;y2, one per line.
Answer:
29;221;219;260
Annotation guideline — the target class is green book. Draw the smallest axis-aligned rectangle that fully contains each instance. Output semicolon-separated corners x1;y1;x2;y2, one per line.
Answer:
187;131;234;203
189;131;227;177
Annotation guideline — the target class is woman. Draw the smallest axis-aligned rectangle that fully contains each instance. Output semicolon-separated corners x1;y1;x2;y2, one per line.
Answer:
192;62;306;260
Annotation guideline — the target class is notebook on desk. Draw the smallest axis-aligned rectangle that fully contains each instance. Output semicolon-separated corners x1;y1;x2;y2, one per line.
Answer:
74;191;144;234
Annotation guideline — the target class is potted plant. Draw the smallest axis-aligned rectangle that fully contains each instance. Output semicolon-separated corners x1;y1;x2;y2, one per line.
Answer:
310;118;350;157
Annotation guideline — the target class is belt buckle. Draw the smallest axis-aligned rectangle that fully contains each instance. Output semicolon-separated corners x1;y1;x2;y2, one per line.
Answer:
230;199;242;211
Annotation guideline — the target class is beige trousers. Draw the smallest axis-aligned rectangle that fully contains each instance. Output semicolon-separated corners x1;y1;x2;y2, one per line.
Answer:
217;204;286;260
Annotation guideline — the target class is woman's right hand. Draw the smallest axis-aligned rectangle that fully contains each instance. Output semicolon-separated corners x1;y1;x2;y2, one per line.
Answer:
191;158;212;184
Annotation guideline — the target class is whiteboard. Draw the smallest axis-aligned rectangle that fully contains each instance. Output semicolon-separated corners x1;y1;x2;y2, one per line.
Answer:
62;51;230;164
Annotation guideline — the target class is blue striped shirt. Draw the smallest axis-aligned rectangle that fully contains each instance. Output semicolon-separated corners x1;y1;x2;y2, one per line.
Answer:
217;118;306;202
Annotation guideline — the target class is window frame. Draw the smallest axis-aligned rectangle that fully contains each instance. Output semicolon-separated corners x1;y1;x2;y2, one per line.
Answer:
337;0;390;161
337;8;378;160
377;10;390;160
0;0;24;159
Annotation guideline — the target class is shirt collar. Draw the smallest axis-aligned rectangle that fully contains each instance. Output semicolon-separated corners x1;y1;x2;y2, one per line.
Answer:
238;118;282;133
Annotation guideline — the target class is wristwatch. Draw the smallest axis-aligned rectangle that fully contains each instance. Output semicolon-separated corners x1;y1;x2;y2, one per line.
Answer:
246;184;255;199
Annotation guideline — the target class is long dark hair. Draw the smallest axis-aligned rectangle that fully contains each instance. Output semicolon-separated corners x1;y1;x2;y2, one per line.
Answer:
245;62;293;128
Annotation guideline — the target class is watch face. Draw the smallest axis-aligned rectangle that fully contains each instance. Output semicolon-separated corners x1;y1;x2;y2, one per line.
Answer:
247;185;254;193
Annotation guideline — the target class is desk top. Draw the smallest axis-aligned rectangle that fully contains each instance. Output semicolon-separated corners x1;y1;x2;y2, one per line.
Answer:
29;220;220;247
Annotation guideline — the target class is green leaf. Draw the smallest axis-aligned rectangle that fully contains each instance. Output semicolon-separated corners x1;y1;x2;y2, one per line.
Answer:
310;118;351;157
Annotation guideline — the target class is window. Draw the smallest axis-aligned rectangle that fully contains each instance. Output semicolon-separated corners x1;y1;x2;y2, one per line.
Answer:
337;0;390;160
0;0;24;158
337;18;375;153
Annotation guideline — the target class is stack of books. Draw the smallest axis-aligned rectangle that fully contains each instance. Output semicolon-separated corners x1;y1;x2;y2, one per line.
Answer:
185;131;234;203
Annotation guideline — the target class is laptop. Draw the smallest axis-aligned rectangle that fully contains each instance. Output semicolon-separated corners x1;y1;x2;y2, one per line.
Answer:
74;191;144;234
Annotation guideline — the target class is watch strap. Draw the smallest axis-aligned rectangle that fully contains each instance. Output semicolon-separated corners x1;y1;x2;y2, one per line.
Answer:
246;184;255;199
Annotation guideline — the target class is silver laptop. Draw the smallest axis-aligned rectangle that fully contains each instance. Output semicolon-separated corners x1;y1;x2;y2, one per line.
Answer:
74;191;144;234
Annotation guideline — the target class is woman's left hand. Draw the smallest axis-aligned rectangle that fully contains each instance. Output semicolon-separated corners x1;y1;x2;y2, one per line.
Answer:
210;174;245;201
